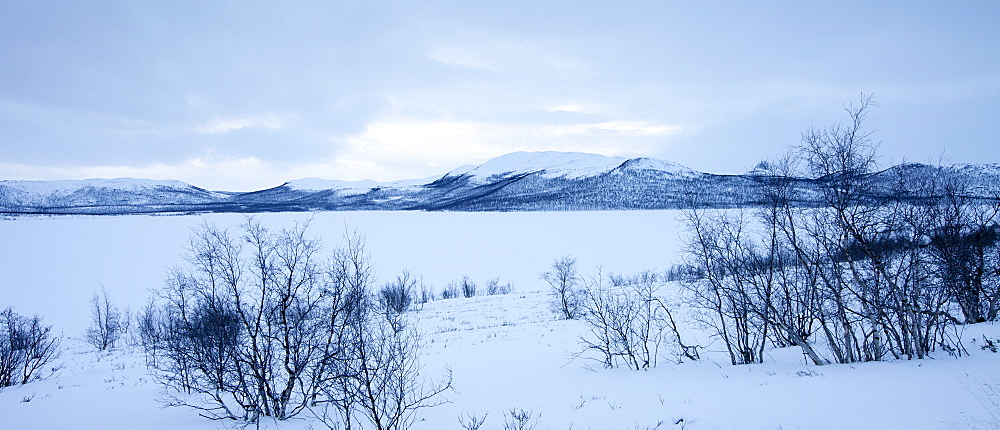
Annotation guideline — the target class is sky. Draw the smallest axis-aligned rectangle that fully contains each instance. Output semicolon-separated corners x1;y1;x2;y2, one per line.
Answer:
1;1;998;191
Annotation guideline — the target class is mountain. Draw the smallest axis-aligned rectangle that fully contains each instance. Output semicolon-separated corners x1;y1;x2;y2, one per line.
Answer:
1;152;998;215
413;152;724;211
0;178;231;214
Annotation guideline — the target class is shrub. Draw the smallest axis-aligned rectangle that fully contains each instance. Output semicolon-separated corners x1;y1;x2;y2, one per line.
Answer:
418;281;435;304
580;271;694;370
486;278;513;295
461;276;477;298
379;271;416;315
441;282;460;300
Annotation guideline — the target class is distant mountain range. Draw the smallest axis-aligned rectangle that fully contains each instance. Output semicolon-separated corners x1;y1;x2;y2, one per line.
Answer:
2;151;998;215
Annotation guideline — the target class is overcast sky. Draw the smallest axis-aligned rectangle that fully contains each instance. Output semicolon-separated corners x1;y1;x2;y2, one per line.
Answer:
1;1;998;191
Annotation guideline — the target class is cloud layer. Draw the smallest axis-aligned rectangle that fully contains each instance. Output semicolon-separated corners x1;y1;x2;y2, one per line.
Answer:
1;2;998;190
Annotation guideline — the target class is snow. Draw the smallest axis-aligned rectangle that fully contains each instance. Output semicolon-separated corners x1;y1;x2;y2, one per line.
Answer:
0;211;687;332
285;152;701;192
2;211;1000;429
446;151;631;182
442;151;705;184
416;298;1000;429
622;157;702;178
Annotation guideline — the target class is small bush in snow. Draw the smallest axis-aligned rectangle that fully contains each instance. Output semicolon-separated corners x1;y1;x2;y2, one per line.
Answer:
982;336;999;353
664;263;703;282
379;270;416;315
442;276;477;299
418;281;436;304
459;412;488;430
486;278;513;295
460;276;477;298
441;282;461;300
503;408;539;430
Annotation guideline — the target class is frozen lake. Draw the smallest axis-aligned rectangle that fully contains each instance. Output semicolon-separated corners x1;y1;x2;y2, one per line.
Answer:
1;210;688;331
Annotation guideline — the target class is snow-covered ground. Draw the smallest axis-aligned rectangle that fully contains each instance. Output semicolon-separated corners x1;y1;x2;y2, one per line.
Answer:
2;211;1000;429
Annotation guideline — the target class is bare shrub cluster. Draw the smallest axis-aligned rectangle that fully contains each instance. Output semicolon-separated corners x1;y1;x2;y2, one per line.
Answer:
486;278;513;295
436;276;513;301
457;408;539;430
579;270;694;370
459;276;477;298
541;256;694;369
682;95;1000;365
379;270;416;316
0;308;60;388
136;219;450;428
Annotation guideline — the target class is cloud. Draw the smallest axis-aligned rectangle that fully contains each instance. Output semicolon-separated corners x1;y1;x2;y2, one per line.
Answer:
196;115;283;134
331;117;684;179
548;104;590;113
0;156;286;191
426;31;593;79
2;114;682;191
550;121;683;137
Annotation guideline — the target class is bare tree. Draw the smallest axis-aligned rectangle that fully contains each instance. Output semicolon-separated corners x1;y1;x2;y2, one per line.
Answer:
347;312;452;430
579;269;693;369
314;230;451;430
145;219;450;427
927;173;1000;323
681;205;768;365
0;308;60;388
147;219;336;421
135;298;166;367
579;268;631;368
542;256;584;320
85;286;125;350
679;95;963;366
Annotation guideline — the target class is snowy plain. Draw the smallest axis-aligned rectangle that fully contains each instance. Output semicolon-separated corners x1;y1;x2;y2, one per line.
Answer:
1;210;999;429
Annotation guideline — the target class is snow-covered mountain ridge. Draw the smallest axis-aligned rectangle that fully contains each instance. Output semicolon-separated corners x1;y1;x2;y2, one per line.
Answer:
444;151;700;182
1;151;997;215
